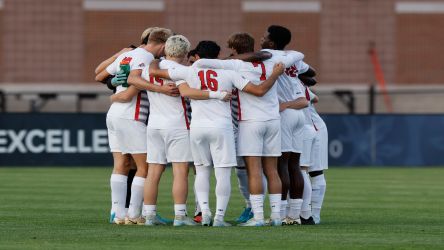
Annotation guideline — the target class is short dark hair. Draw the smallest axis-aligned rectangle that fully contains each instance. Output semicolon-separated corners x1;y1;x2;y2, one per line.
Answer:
187;49;197;59
194;41;220;59
227;32;255;54
267;25;291;50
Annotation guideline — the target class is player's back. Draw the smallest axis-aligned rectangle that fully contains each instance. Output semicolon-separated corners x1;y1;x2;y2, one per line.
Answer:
142;59;189;129
185;66;248;129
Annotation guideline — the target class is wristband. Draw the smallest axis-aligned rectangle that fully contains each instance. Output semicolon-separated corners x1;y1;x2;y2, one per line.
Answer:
209;91;226;100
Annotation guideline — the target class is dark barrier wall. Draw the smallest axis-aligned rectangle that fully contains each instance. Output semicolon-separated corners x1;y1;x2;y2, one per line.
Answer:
0;114;443;166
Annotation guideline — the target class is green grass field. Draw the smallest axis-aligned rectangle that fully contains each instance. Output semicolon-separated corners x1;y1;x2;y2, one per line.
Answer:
1;167;443;249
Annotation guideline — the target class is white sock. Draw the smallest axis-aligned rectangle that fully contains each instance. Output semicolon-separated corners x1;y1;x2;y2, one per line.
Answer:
110;174;128;219
127;176;145;219
311;174;326;221
142;204;156;216
269;194;281;220
250;194;264;221
288;198;303;219
214;168;231;221
195;165;211;215
280;199;288;220
174;204;187;217
235;167;251;208
301;171;312;219
193;184;201;215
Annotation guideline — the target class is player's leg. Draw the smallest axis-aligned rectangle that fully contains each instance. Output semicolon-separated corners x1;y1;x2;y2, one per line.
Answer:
127;153;149;224
125;158;137;214
278;152;290;220
190;127;213;226
142;163;165;225
110;152;130;224
310;127;328;224
287;152;304;224
192;166;202;223
262;156;282;226
209;128;237;227
299;127;316;225
235;165;253;223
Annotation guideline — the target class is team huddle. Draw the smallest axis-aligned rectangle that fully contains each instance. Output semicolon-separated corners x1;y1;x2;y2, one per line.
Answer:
94;25;328;227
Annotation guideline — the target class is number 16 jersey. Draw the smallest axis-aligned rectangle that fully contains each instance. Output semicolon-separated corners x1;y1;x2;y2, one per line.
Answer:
168;64;249;129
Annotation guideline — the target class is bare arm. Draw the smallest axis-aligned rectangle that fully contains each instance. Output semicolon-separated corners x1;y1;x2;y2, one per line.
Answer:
127;69;179;96
148;59;171;79
95;69;111;82
227;51;272;62
95;47;134;74
110;86;139;103
279;97;309;112
178;83;231;101
242;63;285;97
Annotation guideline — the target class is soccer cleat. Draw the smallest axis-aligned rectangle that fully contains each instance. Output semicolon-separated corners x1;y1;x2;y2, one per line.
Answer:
194;212;202;223
238;218;265;227
125;217;146;225
313;214;321;224
113;217;126;225
173;215;198;226
236;207;254;223
213;219;232;227
300;216;316;225
156;214;173;224
201;213;212;226
144;214;167;226
282;217;299;226
109;212;116;224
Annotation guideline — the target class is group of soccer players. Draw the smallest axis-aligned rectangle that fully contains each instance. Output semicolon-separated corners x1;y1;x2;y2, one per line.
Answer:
94;24;328;227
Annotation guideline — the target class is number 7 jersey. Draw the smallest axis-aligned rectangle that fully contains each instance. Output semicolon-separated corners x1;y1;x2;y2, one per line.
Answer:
168;64;249;129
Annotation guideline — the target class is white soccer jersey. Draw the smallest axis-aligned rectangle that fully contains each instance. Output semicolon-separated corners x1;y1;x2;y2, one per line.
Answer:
168;64;249;129
307;87;326;130
262;49;309;104
193;52;303;122
106;48;153;122
141;59;190;130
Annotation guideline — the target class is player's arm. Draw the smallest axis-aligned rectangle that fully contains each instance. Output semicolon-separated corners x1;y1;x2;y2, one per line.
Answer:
280;51;305;68
279;97;309;112
95;69;111;82
241;63;285;97
95;47;134;74
127;69;179;96
110;86;139;103
177;82;231;101
192;59;238;70
227;51;272;62
148;59;171;79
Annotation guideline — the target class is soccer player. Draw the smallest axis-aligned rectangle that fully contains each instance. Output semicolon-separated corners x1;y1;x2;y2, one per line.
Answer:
96;28;173;225
193;32;304;226
94;27;155;223
299;75;328;224
260;25;316;225
149;40;285;226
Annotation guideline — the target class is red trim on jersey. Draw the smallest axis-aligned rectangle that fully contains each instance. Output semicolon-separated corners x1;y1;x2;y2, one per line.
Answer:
181;97;190;130
237;90;242;121
312;119;318;131
305;87;310;101
134;92;141;121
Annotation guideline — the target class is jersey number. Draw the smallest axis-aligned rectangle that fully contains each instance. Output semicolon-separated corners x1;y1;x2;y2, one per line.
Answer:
252;62;266;81
198;70;219;91
149;76;164;86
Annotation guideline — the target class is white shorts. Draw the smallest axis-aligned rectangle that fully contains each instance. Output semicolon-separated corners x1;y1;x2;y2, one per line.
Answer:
106;115;147;154
310;126;328;171
300;125;317;167
280;109;305;153
190;127;237;168
237;120;281;157
146;128;193;164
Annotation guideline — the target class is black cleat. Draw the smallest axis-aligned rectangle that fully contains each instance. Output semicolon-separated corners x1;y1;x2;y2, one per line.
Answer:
300;216;316;225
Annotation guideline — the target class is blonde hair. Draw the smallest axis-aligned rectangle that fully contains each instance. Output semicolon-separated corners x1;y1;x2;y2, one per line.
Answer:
140;27;159;44
165;35;191;58
148;28;173;44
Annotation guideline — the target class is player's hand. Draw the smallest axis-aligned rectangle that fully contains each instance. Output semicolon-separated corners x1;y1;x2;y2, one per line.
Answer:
209;91;232;101
272;63;285;76
162;83;180;97
279;102;288;112
111;72;128;87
